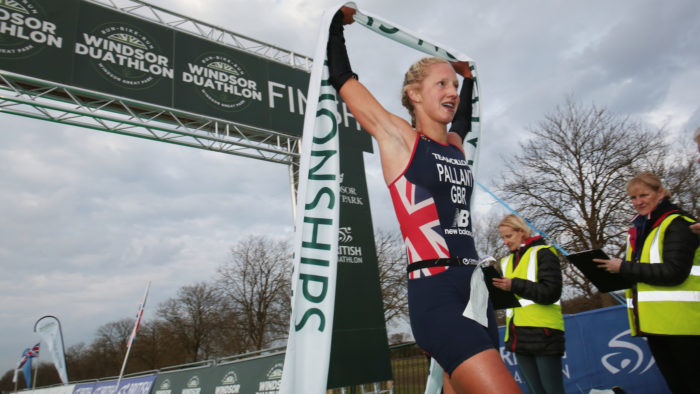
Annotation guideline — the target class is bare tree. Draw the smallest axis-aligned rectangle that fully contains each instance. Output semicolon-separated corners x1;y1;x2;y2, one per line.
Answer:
473;213;508;261
55;319;135;381
374;229;409;325
498;99;666;302
64;342;92;381
128;320;172;371
658;144;700;218
91;318;135;376
156;281;226;362
216;235;292;351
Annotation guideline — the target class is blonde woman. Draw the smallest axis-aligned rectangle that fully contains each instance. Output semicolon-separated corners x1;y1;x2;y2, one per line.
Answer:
327;6;520;394
493;214;565;394
594;172;700;393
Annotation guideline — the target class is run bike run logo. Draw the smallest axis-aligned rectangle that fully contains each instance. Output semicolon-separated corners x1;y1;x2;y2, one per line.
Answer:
75;22;173;89
182;53;262;112
0;0;63;57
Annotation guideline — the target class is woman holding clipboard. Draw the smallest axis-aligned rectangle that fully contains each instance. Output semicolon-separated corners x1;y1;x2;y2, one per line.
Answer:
594;172;700;394
493;214;566;394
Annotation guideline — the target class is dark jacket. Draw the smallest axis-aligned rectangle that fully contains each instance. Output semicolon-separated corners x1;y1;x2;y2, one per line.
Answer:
505;236;565;356
619;198;699;286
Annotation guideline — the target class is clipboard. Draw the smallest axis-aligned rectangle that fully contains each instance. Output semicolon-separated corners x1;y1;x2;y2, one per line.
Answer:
482;266;521;309
566;249;633;292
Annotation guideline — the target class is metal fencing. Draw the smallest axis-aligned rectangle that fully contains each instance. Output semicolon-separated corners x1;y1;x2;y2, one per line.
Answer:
328;342;429;394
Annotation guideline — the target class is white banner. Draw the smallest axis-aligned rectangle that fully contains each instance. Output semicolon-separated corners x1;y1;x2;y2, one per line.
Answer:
19;384;76;394
34;315;69;384
279;4;344;393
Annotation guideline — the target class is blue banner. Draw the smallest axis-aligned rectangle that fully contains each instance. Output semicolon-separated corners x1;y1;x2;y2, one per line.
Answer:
71;374;156;394
116;374;157;394
21;348;32;388
72;382;96;394
499;305;669;393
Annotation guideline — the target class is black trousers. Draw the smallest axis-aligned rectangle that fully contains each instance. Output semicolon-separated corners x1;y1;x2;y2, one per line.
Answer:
646;334;700;394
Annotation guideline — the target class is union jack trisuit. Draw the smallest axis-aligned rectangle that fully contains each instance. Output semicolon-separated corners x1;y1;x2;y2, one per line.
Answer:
390;134;498;375
388;133;479;279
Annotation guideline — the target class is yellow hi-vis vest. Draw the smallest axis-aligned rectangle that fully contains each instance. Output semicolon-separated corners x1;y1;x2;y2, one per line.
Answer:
501;245;564;342
625;213;700;336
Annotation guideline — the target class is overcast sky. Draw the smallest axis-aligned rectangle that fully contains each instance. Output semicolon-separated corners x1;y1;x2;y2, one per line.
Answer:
1;0;699;375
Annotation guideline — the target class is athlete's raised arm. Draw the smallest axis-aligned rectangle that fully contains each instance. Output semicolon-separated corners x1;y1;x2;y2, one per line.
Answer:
326;8;413;145
326;7;415;183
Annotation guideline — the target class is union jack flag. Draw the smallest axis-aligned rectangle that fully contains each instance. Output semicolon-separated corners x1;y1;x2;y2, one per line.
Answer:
26;343;40;358
16;343;40;369
389;176;449;278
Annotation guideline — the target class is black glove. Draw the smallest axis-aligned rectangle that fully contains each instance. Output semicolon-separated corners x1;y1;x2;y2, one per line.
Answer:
327;9;358;91
448;76;474;141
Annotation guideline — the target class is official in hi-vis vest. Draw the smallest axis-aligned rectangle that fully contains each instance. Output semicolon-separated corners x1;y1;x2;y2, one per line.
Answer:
595;172;700;394
493;214;565;394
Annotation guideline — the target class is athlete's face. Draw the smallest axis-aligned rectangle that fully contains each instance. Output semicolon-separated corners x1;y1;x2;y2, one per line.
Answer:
414;63;460;124
628;182;665;216
499;226;528;252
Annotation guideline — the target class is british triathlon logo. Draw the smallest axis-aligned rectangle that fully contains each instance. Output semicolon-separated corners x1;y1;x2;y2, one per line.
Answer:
182;53;262;112
338;226;363;264
0;0;63;57
75;22;174;89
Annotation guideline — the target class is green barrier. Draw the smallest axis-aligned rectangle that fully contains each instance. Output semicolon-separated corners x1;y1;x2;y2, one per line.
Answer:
151;353;284;394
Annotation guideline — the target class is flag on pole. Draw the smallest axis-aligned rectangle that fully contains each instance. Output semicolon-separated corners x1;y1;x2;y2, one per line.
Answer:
13;343;40;387
116;281;152;394
12;350;25;385
16;343;40;369
21;344;38;388
27;343;40;358
127;282;150;350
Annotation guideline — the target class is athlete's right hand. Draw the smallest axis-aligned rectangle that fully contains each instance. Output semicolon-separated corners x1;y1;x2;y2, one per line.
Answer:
339;6;356;25
451;61;473;79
